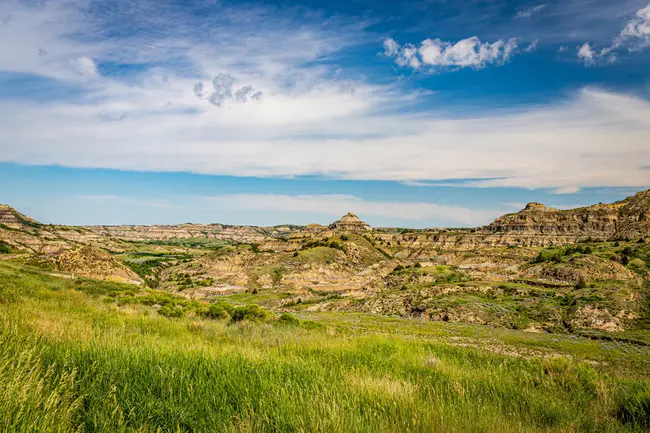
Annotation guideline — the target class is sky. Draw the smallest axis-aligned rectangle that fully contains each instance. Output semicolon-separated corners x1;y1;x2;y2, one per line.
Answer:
0;0;649;228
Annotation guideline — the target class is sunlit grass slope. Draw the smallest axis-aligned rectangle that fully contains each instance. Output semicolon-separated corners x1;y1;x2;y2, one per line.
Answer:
1;260;649;432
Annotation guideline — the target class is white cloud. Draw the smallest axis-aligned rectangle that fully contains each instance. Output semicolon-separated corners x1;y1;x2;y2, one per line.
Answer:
1;87;649;190
70;56;98;77
0;0;649;193
552;186;581;194
577;3;650;65
193;73;262;107
524;39;539;52
79;195;172;208
384;36;519;71
577;42;596;65
515;4;547;19
620;3;650;48
198;194;505;226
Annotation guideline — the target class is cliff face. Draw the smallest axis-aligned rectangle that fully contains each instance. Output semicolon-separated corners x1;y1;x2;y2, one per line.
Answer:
484;189;650;241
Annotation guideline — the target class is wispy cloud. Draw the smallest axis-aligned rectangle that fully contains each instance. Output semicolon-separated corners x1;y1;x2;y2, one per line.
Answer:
552;186;581;194
79;195;172;209
515;4;546;19
198;194;505;226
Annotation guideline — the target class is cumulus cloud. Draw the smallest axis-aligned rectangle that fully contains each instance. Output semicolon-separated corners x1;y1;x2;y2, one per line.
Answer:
577;3;650;65
199;194;505;226
383;36;519;71
194;73;262;107
515;4;546;19
577;42;596;65
620;4;650;49
69;56;98;76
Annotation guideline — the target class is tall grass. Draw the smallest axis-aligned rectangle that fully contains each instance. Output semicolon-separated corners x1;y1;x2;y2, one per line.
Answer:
1;261;649;432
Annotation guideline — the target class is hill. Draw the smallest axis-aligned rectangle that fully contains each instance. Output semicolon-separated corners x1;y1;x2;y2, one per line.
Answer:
1;190;649;332
1;260;649;432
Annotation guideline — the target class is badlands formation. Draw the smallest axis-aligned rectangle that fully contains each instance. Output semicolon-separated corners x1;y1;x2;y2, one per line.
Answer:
1;189;649;333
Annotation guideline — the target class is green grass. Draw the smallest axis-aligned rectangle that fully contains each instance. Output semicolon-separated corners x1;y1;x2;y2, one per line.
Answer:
1;260;650;432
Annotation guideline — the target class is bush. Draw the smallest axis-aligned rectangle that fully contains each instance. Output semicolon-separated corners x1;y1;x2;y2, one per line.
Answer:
340;234;349;241
158;305;184;318
271;267;283;288
0;241;13;254
279;313;299;325
575;277;587;290
328;241;344;251
231;304;270;322
208;301;234;320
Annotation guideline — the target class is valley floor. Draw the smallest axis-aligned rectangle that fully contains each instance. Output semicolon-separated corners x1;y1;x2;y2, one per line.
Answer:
1;260;649;432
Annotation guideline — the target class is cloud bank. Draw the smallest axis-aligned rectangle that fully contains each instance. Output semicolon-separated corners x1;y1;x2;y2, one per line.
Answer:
198;194;505;226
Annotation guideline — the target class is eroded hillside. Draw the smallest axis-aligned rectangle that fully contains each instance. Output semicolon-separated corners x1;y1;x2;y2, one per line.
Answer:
1;190;649;333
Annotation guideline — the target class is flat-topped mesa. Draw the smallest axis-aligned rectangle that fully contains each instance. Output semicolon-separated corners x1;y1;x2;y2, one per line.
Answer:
329;212;372;232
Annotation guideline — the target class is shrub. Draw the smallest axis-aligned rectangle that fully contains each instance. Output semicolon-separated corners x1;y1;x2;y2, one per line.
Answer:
209;301;234;320
159;305;184;318
0;241;13;254
231;304;270;322
575;277;587;290
271;267;283;288
328;241;343;251
340;234;349;241
279;313;299;325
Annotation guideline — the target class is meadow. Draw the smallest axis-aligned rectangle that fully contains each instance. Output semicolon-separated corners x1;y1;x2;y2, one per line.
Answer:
1;260;649;432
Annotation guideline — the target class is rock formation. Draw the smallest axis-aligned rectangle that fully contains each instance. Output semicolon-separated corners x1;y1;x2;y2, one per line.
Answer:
328;212;372;232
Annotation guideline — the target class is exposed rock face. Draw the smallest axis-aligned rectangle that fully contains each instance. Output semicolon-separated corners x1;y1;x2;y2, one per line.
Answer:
0;204;39;229
33;246;143;284
484;189;650;241
86;224;276;244
329;213;372;232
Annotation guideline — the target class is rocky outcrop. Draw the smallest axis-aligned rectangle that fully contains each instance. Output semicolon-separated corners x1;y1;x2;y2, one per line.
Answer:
329;213;371;232
86;223;281;244
31;246;143;284
0;204;40;229
484;189;650;241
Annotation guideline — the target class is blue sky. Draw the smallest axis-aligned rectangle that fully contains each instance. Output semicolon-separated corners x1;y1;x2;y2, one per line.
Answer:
0;0;649;227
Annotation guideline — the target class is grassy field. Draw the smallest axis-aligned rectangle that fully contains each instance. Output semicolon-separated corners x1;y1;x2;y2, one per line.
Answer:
1;260;650;432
